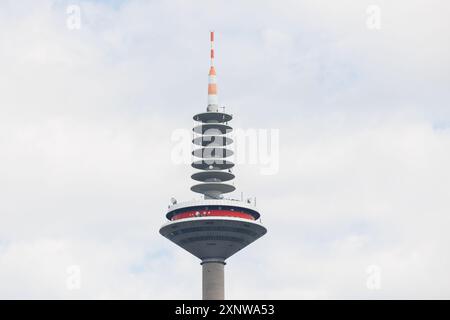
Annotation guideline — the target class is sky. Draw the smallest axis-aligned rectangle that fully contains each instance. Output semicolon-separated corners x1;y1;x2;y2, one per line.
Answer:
0;0;450;299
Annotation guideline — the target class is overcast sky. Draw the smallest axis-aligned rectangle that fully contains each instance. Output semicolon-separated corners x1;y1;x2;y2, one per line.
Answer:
1;0;450;299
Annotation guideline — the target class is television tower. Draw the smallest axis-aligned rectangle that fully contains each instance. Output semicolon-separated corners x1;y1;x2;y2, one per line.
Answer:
160;32;267;300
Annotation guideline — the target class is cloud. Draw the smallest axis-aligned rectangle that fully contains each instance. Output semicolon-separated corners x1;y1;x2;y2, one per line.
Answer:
0;0;449;299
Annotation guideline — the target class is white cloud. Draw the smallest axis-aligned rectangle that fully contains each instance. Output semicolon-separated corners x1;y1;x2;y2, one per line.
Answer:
0;0;449;299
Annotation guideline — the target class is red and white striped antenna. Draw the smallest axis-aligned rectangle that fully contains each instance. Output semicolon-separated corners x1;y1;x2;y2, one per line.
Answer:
207;31;219;112
210;31;215;67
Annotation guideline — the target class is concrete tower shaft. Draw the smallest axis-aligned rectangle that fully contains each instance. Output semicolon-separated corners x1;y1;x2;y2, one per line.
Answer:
202;260;225;300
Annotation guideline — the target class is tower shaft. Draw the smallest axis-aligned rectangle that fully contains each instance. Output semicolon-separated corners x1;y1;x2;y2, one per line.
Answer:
202;259;225;300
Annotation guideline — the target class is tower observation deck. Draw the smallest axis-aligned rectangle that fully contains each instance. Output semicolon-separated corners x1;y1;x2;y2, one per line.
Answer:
159;32;267;300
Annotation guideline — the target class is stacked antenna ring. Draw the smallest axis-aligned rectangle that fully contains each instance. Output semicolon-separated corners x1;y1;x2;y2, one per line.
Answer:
191;111;235;199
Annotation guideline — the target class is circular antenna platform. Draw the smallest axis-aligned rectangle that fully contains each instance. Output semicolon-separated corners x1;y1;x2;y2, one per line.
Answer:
191;171;235;182
192;147;233;158
191;182;236;195
193;112;232;123
192;160;235;170
192;136;233;146
193;123;232;135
